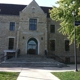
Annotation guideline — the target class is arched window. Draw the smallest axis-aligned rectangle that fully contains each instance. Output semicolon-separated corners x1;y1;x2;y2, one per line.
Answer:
27;38;38;54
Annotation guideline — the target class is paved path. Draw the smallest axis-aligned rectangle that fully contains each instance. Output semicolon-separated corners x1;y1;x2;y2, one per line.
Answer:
17;68;60;80
0;64;80;80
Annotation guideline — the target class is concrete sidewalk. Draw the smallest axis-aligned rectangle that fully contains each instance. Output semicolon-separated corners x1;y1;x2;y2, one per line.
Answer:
0;64;80;80
17;68;60;80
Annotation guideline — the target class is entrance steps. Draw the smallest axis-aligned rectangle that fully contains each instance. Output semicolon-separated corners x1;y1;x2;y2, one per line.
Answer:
0;54;66;67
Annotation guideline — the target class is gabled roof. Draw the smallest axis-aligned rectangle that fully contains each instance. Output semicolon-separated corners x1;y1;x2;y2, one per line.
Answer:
0;3;52;17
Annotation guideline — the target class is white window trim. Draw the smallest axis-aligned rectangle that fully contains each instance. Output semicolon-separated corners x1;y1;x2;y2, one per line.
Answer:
8;36;15;38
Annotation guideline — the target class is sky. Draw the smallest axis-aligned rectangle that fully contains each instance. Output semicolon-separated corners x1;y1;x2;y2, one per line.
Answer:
0;0;58;7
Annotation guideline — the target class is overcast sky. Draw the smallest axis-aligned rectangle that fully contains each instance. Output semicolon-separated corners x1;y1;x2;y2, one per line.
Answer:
0;0;58;7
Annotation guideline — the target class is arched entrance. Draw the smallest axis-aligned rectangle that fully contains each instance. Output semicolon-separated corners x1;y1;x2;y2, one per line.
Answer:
27;38;38;55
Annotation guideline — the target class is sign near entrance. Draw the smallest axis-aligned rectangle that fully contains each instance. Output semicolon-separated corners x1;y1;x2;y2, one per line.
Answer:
75;21;80;26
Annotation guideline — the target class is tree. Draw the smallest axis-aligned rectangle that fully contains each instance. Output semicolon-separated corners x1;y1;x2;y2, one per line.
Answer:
50;0;80;46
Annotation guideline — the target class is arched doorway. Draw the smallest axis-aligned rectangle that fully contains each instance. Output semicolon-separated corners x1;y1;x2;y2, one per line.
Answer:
27;38;38;55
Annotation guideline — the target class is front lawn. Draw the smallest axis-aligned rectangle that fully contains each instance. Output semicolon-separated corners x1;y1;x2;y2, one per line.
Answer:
51;71;80;80
0;72;19;80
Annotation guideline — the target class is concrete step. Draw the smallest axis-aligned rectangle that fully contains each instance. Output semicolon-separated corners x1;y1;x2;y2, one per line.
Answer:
0;62;59;67
7;58;58;63
7;55;58;62
0;55;66;67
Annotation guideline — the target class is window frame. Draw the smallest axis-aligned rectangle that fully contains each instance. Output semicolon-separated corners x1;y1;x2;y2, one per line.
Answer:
8;38;15;50
50;25;55;33
29;19;37;31
9;22;15;31
65;40;70;51
50;40;55;51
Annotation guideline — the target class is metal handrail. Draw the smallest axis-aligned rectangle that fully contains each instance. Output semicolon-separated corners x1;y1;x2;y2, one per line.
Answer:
0;49;20;64
47;51;65;63
0;55;7;63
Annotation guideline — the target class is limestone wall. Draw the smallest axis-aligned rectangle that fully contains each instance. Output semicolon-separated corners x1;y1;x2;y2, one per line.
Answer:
0;15;19;54
47;18;80;62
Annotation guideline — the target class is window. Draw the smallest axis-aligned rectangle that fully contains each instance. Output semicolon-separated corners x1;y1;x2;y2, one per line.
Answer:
29;19;37;30
8;38;14;49
50;40;55;51
50;25;55;33
10;22;15;31
65;40;70;51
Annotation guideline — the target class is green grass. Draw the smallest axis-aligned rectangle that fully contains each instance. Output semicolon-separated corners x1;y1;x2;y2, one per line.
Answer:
0;72;19;80
51;71;80;80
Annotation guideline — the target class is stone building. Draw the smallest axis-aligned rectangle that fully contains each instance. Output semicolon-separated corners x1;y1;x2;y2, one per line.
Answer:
0;0;80;63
